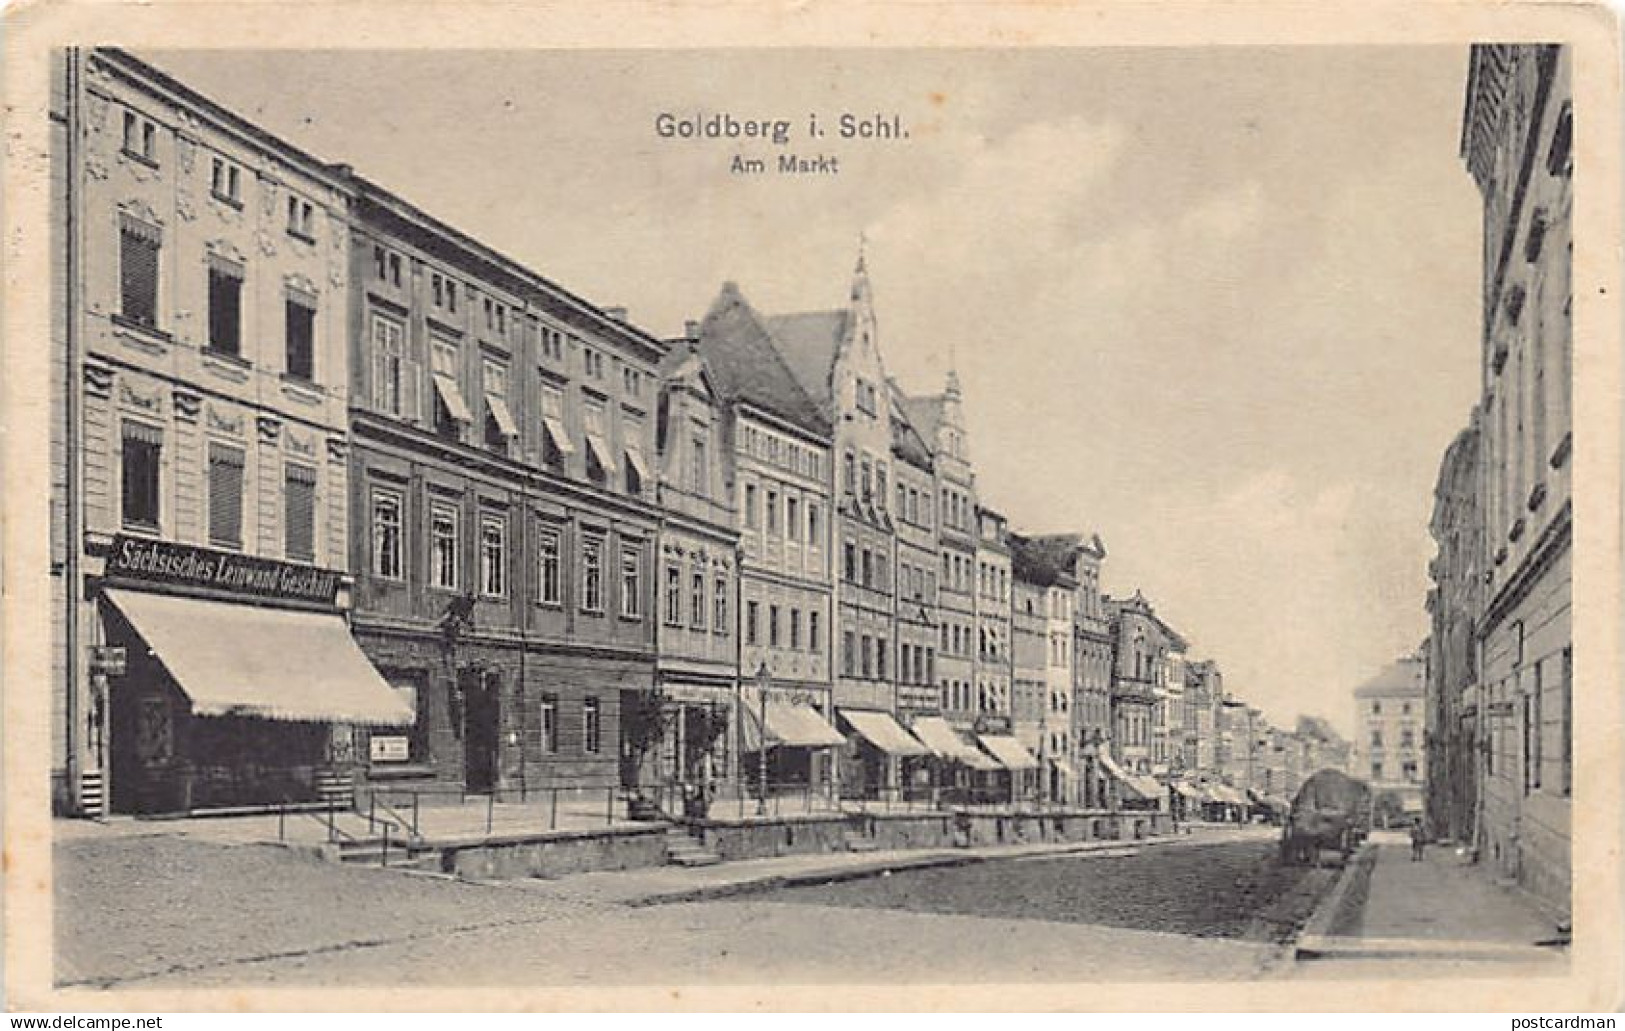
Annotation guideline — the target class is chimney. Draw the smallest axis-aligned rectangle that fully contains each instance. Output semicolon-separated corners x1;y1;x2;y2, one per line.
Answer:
684;320;700;340
603;306;628;323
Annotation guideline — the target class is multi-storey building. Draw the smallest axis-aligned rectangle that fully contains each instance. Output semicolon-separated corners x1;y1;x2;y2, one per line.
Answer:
734;257;930;797
1008;534;1078;802
1010;570;1049;791
692;283;844;796
1351;653;1427;818
344;173;666;798
1184;660;1224;777
973;506;1013;731
1155;643;1188;778
1460;43;1572;916
1426;415;1483;843
49;49;414;816
1106;591;1184;806
903;373;978;734
651;340;739;790
1068;535;1113;808
890;383;941;722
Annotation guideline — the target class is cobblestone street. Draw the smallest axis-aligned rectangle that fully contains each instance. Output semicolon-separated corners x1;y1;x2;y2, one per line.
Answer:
57;826;1314;988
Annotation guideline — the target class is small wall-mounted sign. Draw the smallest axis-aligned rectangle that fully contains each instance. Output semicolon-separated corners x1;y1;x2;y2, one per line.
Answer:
369;736;409;762
90;645;127;676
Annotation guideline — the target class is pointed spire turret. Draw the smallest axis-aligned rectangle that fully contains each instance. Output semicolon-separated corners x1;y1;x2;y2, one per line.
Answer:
850;232;873;306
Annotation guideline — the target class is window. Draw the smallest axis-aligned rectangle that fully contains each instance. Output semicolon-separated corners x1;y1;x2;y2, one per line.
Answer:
876;466;888;510
744;484;759;529
120;109;157;163
690;431;708;495
539;383;568;469
1399;727;1414;749
861;635;873;678
120;421;162;530
431;335;467;436
843;450;856;494
371;314;407;417
581;537;604;612
843;631;856;677
381;678;428;764
584;347;605;379
665;563;683;626
1524;664;1543;794
426;501;459;590
541;694;559;753
285;291;316;382
1371;700;1381;714
746;600;759;645
286;195;315;240
713;575;728;634
207;443;244;547
790;609;802;650
621;545;642;618
769;605;780;647
210;157;242;205
1402;760;1419;783
371;488;403;579
843;542;857;582
690;569;706;630
809;611;821;654
118;217;161;328
388;252;402;288
766;490;779;534
623;367;643;397
786;496;799;542
479;512;506;597
540;325;564;362
207;257;244;358
537;527;562;605
861;549;874;588
483;358;516;446
583;697;602;753
861;459;872;502
807;504;821;548
876;636;887;680
284;465;317;562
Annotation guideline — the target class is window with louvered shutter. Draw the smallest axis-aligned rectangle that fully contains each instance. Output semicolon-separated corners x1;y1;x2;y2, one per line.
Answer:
208;257;243;357
284;464;317;561
208;443;245;547
121;421;162;529
119;220;160;328
285;292;316;382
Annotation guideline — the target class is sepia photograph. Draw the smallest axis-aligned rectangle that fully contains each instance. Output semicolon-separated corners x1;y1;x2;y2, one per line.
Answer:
5;2;1622;1014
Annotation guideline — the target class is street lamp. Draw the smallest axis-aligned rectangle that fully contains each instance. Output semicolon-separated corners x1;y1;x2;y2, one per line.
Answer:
755;661;770;816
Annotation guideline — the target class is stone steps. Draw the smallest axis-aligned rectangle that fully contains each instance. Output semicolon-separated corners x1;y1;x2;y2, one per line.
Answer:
665;827;723;867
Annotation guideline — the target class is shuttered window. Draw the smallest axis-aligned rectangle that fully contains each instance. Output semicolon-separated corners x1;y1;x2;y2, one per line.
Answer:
285;291;316;382
207;443;245;547
284;464;317;562
207;256;244;357
119;218;160;328
120;421;162;529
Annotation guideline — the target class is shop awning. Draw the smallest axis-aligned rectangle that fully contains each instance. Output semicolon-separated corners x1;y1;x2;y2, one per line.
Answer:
840;708;930;757
977;734;1039;771
1208;785;1248;806
103;588;413;725
584;432;618;474
1116;774;1161;801
909;716;998;769
741;699;845;751
1172;781;1206;801
624;446;651;483
541;416;576;456
432;374;474;424
486;395;519;438
1098;751;1132;781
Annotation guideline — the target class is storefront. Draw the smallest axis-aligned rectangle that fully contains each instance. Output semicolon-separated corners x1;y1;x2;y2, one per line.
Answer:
651;678;737;792
909;715;1001;803
837;708;930;800
976;734;1040;804
93;536;411;815
739;685;842;798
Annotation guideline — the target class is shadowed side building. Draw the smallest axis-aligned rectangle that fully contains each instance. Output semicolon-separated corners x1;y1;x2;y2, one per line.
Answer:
1461;42;1572;918
1426;414;1483;844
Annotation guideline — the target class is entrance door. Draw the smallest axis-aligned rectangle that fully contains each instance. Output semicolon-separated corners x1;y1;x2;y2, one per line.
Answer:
462;669;499;794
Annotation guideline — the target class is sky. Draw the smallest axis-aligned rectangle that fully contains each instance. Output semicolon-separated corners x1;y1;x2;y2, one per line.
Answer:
144;47;1484;738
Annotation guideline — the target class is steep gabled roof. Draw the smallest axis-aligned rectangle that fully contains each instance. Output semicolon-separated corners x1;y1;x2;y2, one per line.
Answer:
692;284;831;439
900;393;946;446
888;379;934;470
760;310;848;414
1008;533;1078;589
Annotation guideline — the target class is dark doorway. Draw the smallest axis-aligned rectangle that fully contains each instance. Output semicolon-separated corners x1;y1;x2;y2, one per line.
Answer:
462;669;499;794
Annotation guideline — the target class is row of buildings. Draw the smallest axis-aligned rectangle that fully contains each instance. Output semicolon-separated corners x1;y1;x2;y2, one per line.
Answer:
47;48;1347;821
1423;43;1572;919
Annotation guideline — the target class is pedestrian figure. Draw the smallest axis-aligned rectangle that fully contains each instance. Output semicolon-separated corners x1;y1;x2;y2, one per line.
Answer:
1409;816;1427;861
